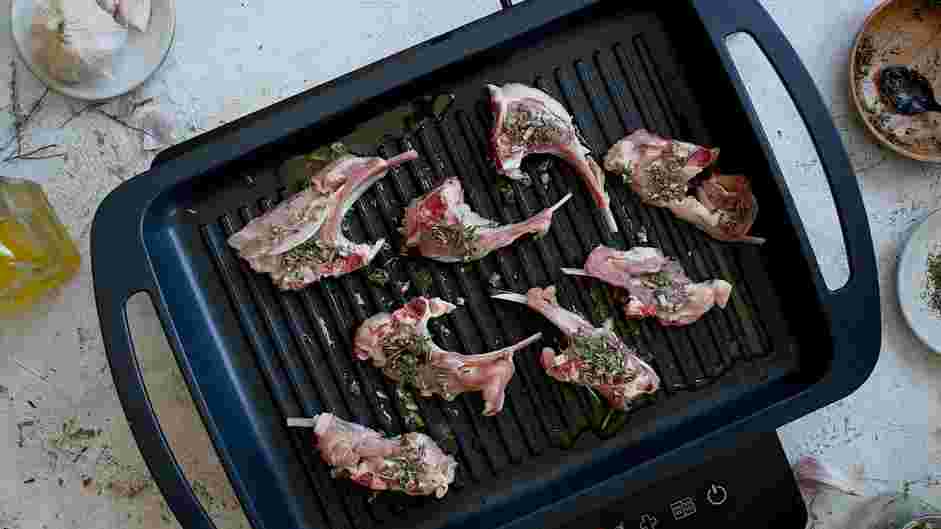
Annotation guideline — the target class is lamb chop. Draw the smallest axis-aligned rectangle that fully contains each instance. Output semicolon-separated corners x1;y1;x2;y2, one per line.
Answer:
488;83;617;232
287;413;457;498
604;129;764;244
400;177;572;262
228;150;418;290
492;286;659;410
562;246;733;327
354;296;542;416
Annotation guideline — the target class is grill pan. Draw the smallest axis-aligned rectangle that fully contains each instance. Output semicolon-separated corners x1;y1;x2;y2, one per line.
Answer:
91;1;880;528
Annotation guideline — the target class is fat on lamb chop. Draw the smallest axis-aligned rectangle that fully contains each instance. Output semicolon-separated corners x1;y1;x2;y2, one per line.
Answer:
562;246;733;327
228;150;418;290
488;83;617;232
492;286;659;410
400;177;572;262
287;413;457;498
604;129;764;244
354;296;542;416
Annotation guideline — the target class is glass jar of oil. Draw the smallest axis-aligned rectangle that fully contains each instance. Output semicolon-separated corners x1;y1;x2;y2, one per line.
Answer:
0;177;80;313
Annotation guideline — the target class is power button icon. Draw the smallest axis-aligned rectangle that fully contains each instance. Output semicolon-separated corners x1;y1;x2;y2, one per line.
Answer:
706;483;728;506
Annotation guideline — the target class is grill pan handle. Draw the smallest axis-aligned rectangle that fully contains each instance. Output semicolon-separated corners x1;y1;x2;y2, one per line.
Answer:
691;0;880;385
92;234;216;529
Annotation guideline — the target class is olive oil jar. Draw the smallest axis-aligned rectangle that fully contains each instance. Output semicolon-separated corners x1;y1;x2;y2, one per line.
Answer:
0;177;80;313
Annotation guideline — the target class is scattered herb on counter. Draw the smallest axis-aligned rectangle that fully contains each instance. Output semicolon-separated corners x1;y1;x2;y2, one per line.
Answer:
51;417;100;449
414;269;434;293
923;250;941;314
367;268;391;287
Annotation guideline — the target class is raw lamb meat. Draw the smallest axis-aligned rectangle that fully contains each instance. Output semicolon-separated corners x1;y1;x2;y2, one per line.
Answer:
228;150;418;290
400;177;571;262
354;297;542;416
605;129;763;243
287;413;457;498
493;286;659;410
562;246;733;327
488;83;617;232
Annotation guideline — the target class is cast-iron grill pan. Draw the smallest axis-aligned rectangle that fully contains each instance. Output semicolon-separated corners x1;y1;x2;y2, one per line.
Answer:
92;1;880;529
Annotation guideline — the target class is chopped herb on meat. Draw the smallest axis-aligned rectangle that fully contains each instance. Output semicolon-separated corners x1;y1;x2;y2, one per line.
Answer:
282;238;336;270
569;333;627;379
503;103;566;148
644;159;689;203
383;333;432;389
428;224;480;257
390;435;424;490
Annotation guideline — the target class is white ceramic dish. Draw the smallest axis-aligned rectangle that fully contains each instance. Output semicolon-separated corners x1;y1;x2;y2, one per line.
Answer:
10;0;176;101
898;208;941;353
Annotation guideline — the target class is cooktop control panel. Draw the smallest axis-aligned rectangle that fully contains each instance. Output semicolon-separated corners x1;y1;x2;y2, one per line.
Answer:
556;432;806;529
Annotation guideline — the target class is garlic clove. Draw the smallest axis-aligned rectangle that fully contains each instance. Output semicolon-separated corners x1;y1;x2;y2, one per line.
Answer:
117;0;151;32
31;0;129;83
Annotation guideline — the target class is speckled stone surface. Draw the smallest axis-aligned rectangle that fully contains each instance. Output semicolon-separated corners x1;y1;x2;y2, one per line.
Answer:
1;1;939;528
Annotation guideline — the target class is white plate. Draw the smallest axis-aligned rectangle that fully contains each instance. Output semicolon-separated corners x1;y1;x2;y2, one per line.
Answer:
898;208;941;353
10;0;175;101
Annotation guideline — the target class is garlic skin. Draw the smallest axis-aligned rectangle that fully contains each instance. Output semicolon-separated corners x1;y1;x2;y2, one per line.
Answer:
793;456;865;497
134;101;175;151
96;0;151;32
31;0;129;84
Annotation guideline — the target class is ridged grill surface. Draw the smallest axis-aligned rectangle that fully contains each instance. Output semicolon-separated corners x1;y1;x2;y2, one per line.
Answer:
193;9;788;529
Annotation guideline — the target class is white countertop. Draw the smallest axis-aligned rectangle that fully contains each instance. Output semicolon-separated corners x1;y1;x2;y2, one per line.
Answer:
1;1;939;528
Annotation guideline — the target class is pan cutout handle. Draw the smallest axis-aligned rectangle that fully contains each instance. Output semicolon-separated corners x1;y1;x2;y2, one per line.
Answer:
691;0;880;390
92;236;216;529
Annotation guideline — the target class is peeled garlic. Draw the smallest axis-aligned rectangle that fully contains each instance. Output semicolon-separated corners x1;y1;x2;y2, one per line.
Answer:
96;0;151;32
31;0;129;83
95;0;117;12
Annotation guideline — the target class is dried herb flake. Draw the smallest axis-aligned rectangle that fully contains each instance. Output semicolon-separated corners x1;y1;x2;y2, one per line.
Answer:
924;250;941;315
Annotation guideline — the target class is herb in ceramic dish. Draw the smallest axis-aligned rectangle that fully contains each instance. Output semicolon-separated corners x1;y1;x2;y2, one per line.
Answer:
923;250;941;314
